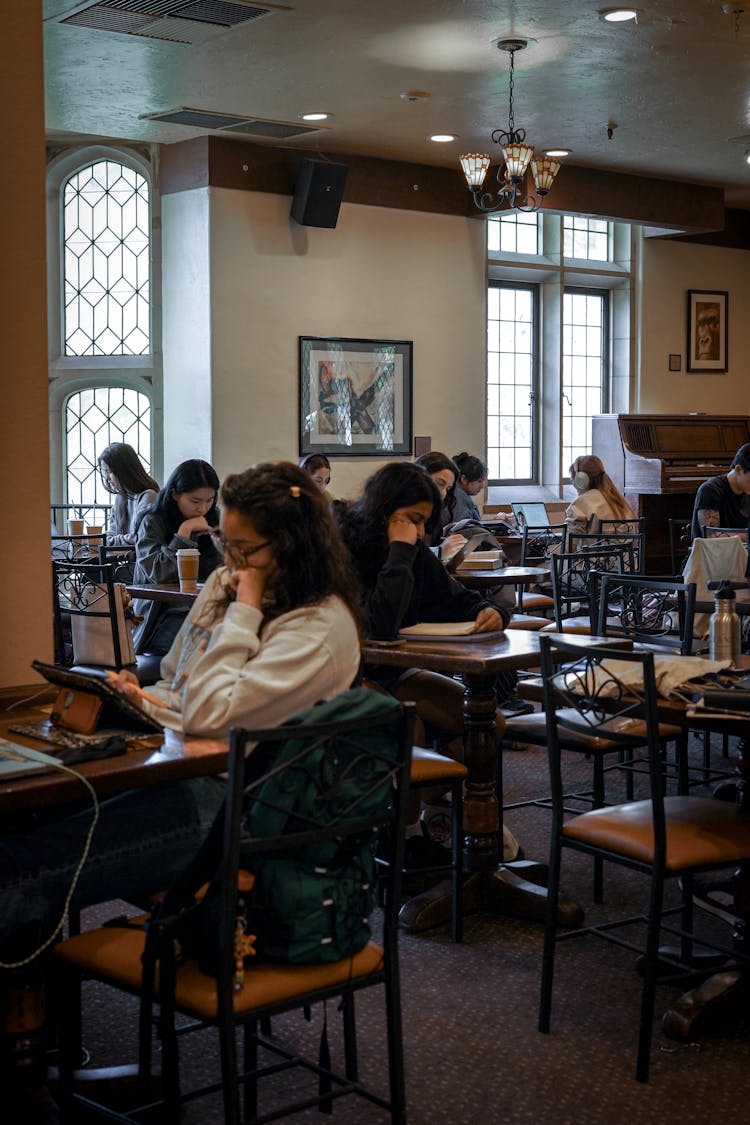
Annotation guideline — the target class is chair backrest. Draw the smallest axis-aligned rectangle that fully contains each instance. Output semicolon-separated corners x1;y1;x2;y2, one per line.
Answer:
212;692;415;997
520;523;567;564
598;516;645;536
52;559;133;669
703;526;750;544
51;533;108;561
98;544;136;582
595;572;697;655
668;517;692;576
539;636;666;848
571;531;644;573
550;548;631;632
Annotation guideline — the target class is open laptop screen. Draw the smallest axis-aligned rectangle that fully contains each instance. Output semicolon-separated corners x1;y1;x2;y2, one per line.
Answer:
511;501;550;527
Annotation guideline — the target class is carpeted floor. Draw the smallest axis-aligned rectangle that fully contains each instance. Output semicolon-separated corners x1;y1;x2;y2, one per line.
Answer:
64;731;750;1124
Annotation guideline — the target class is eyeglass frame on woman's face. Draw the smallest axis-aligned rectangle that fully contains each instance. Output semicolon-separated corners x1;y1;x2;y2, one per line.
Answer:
209;529;271;567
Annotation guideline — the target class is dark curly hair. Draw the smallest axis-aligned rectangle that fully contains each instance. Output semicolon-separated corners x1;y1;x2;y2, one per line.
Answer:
334;462;441;588
204;461;363;630
453;451;488;485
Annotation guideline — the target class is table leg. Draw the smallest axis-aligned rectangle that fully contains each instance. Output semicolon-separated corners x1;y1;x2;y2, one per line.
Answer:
398;671;584;933
662;733;750;1040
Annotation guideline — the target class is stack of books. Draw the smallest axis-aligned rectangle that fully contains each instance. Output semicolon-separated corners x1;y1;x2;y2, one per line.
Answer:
455;549;504;573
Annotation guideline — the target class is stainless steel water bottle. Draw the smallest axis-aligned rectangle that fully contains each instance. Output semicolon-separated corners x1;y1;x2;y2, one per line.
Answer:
709;581;740;665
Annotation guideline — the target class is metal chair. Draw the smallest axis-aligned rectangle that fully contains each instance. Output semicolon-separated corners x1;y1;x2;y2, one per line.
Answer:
537;635;750;1081
98;543;136;582
668;517;692;576
54;692;415;1124
52;559;159;684
572;530;645;572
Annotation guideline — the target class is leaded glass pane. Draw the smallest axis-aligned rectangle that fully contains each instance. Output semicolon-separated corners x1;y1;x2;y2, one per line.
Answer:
563;216;610;262
487;283;536;482
488;212;541;254
63;161;150;356
65;387;152;507
562;290;607;470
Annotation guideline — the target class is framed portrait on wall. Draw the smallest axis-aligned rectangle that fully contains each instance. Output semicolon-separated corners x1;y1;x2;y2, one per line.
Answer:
299;336;413;456
686;290;728;373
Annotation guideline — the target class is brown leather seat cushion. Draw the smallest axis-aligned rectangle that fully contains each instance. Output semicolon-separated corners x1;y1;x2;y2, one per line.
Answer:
55;926;385;1020
564;796;750;871
508;614;553;631
502;712;620;752
410;746;467;784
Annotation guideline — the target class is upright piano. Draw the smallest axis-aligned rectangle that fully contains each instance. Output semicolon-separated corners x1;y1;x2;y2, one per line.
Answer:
592;414;750;573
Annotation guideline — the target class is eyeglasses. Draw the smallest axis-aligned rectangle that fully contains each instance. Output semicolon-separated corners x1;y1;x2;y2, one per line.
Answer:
209;530;271;565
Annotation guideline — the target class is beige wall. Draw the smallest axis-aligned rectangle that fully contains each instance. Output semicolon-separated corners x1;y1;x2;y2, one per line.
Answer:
640;238;750;413
0;9;52;687
163;189;487;499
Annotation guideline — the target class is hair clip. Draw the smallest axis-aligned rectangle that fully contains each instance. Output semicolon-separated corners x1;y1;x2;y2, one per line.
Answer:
289;485;301;499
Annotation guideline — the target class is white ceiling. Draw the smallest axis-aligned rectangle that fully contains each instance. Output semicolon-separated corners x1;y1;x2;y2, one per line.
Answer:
43;0;750;210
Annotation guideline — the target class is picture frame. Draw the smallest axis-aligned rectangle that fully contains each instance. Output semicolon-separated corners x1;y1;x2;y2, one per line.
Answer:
299;336;413;456
668;353;681;372
686;290;728;373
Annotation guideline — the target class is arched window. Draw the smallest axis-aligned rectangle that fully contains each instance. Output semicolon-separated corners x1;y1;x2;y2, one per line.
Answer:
48;146;162;511
63;159;150;356
65;386;153;508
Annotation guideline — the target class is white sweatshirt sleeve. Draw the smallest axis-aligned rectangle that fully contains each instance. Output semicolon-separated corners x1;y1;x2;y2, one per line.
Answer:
179;597;360;737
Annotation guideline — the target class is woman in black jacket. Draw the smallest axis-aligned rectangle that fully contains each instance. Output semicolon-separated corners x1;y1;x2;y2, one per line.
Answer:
335;462;509;863
335;462;507;726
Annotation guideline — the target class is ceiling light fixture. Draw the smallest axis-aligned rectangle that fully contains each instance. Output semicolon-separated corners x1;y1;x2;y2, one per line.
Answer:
429;133;457;143
545;148;571;157
298;112;330;122
459;39;561;213
599;8;638;22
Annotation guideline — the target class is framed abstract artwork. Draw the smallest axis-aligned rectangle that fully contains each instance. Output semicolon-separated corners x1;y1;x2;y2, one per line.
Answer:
299;336;413;456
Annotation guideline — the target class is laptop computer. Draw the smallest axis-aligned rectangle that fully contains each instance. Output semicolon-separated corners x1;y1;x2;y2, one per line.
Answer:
511;501;550;527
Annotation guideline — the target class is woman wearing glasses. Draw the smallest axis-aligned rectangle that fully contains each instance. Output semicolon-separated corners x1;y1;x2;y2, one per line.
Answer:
118;461;361;735
97;442;159;546
0;463;361;948
132;459;223;655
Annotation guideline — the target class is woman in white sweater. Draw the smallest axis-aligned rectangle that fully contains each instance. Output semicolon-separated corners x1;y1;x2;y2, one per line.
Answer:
0;463;362;944
565;454;635;536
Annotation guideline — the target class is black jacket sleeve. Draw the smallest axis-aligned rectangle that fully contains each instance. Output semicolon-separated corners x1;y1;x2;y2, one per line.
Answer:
366;541;418;640
416;545;504;625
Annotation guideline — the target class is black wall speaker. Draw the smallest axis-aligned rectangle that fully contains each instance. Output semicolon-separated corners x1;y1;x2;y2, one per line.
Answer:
291;159;348;228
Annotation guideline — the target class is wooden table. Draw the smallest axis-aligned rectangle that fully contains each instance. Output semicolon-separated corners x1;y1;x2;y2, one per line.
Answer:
0;708;227;815
454;564;550;591
126;582;201;609
361;630;589;931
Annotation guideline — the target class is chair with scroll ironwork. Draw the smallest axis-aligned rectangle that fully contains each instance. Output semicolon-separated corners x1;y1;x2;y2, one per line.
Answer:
537;634;750;1082
54;693;415;1124
52;559;160;684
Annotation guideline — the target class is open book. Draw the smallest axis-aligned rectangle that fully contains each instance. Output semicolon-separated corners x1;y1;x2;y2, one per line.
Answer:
398;621;505;642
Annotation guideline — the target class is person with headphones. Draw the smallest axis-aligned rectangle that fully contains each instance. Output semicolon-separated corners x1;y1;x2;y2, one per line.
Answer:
298;453;333;499
565;454;635;535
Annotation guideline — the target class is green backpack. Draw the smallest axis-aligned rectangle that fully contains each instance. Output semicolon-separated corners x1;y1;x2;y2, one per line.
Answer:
153;687;404;974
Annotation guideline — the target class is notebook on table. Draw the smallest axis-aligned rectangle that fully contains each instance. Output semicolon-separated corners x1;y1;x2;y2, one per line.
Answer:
398;622;506;643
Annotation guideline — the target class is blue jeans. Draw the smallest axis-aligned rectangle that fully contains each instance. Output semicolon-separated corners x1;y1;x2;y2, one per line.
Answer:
0;776;226;945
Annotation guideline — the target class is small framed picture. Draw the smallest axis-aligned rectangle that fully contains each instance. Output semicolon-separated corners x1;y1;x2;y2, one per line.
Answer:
686;290;728;373
668;354;681;372
299;336;413;456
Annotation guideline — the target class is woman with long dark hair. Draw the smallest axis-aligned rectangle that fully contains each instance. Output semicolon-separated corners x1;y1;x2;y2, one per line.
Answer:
132;459;223;654
0;463;362;944
452;452;488;523
413;450;459;542
335;461;510;863
98;442;159;545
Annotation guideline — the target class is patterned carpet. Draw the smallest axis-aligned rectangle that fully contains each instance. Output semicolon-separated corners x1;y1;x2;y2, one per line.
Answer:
67;731;750;1124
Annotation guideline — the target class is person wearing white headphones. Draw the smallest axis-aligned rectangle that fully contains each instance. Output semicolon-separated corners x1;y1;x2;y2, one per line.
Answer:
565;454;635;535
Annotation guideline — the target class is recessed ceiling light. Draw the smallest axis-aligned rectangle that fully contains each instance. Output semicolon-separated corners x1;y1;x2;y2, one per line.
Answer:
599;7;638;21
545;148;571;157
429;133;457;143
744;150;750;165
298;112;330;122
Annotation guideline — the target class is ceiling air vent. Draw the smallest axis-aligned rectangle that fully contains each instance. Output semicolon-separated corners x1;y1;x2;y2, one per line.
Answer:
61;1;284;44
141;107;325;139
